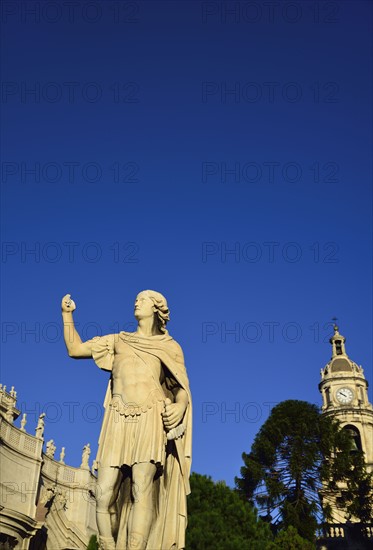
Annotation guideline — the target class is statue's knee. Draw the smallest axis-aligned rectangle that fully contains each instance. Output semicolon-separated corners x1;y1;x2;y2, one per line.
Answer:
132;464;156;495
132;476;154;501
96;486;114;511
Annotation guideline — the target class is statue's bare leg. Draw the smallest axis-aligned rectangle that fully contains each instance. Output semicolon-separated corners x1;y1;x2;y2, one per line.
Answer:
96;466;123;548
127;462;157;549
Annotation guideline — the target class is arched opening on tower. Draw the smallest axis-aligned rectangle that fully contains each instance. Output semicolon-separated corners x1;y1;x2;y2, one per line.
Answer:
343;425;362;453
335;339;343;355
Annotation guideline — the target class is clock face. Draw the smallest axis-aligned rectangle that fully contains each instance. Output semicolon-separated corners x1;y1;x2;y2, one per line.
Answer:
336;387;353;404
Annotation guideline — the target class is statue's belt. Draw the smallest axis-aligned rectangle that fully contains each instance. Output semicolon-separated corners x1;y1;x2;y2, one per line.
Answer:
110;391;164;417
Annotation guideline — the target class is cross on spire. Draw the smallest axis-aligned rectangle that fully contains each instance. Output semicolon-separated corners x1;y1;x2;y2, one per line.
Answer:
332;317;339;333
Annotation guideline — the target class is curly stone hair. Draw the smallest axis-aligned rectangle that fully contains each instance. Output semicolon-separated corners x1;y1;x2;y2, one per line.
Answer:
142;290;170;334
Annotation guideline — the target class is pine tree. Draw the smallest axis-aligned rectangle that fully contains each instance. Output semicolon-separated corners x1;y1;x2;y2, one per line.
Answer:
235;400;372;542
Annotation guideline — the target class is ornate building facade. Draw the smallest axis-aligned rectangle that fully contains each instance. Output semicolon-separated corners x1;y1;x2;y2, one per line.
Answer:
0;385;97;550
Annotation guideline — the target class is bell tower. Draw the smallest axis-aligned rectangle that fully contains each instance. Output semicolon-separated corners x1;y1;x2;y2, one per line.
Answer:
319;323;373;473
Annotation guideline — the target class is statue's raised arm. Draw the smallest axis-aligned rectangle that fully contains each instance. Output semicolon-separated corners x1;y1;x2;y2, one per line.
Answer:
61;294;93;358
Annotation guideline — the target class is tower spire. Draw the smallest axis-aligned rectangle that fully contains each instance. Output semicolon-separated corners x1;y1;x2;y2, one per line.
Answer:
329;318;347;358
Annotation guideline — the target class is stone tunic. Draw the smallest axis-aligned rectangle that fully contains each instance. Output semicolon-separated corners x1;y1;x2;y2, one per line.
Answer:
88;334;172;469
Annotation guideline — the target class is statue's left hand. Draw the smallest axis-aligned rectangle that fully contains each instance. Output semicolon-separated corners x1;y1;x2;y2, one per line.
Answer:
162;401;185;431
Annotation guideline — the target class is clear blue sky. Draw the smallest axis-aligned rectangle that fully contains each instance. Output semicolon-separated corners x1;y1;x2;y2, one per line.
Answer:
1;0;372;486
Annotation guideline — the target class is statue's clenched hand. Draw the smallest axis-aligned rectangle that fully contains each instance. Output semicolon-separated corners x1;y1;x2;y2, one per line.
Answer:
162;399;185;431
61;294;76;313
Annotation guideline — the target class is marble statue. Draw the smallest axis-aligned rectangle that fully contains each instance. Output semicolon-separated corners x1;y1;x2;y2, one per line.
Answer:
81;443;91;470
61;291;192;550
35;412;45;439
5;399;15;423
46;439;56;458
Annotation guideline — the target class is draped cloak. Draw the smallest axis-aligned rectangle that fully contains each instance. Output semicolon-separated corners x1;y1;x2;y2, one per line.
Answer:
89;331;192;550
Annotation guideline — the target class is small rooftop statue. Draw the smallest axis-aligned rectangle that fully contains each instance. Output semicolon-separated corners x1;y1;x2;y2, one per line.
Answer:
35;413;46;439
46;439;56;458
5;399;15;424
80;443;91;470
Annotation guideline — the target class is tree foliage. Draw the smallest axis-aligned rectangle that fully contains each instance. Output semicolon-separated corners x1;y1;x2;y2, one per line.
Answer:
86;535;98;550
326;448;373;523
235;400;372;542
272;526;315;549
186;472;274;550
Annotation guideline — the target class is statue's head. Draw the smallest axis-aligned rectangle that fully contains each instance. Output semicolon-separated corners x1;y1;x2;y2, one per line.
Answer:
134;290;170;333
